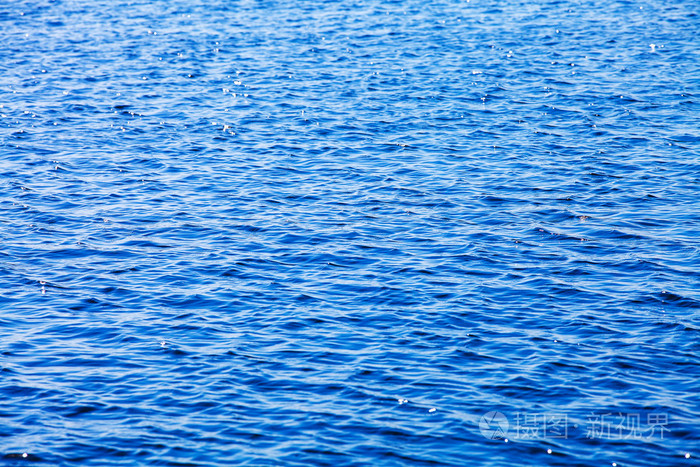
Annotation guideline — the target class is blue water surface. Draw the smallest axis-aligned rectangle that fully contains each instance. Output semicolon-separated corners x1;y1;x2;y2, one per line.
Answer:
1;0;699;465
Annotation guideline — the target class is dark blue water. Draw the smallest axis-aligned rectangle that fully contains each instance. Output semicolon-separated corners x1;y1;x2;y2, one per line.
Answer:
1;0;698;465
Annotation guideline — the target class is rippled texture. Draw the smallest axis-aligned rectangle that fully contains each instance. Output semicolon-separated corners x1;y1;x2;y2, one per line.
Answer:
1;0;699;465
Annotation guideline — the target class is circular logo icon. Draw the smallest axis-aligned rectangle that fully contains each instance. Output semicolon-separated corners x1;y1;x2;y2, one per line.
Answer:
479;411;509;439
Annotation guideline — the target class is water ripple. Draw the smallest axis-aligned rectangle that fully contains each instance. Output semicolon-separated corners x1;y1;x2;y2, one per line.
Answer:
1;0;699;465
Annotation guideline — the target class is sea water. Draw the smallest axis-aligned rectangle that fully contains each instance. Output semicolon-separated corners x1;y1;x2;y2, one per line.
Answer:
1;0;698;465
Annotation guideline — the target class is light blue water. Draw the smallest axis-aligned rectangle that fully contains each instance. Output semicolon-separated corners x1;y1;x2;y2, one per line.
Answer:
1;0;699;465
